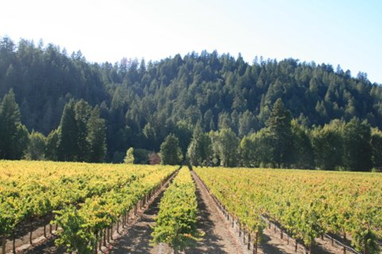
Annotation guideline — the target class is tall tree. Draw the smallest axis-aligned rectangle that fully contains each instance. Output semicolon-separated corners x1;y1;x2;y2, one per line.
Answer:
343;118;372;171
312;123;343;170
266;99;293;168
187;125;212;166
174;121;193;159
238;135;255;167
74;100;91;162
211;128;239;167
45;128;60;161
57;100;78;161
86;106;106;162
371;128;382;169
0;89;29;159
291;120;314;169
250;129;273;167
160;134;182;165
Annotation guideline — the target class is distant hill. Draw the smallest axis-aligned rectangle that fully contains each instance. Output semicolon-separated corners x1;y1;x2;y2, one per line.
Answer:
1;37;382;161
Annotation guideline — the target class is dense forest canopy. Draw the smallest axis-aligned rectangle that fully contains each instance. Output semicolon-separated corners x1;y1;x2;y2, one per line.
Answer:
1;36;382;168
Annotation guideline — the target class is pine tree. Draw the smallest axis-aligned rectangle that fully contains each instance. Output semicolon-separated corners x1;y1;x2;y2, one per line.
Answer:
266;99;293;168
46;128;60;161
86;106;106;162
57;100;78;161
0;89;29;159
74;100;91;162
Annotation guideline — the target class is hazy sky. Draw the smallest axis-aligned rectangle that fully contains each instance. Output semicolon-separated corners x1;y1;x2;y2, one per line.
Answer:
1;0;381;83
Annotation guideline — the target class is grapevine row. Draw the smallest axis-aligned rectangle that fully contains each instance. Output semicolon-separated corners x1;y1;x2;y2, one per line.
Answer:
194;167;382;254
54;165;177;253
0;161;177;253
151;167;201;254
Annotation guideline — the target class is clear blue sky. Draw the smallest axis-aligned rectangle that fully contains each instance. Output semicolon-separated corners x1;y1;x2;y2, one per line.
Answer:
1;0;382;83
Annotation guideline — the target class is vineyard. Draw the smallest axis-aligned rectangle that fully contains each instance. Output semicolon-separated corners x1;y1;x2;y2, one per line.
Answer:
0;161;178;253
151;167;200;253
1;161;382;254
194;167;382;254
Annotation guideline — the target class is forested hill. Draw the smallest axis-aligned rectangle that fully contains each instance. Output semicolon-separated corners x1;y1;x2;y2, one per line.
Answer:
1;37;382;162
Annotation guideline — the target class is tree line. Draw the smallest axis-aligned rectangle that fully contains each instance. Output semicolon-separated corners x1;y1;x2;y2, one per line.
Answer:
0;89;106;162
161;99;381;172
1;36;382;168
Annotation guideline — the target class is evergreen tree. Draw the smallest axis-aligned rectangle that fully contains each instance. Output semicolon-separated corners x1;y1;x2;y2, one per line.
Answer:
14;124;30;159
45;128;60;161
343;118;372;171
266;99;293;168
175;121;193;159
57;100;78;161
0;89;29;159
143;122;157;150
134;148;150;164
74;100;91;162
238;110;256;137
160;134;182;165
371;129;382;169
87;106;106;162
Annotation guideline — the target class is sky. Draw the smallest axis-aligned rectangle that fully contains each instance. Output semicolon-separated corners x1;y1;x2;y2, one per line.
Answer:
1;0;382;83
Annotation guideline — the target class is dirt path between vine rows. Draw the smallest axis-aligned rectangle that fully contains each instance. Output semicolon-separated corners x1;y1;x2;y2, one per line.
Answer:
191;170;346;254
111;169;346;254
20;168;347;254
111;171;244;254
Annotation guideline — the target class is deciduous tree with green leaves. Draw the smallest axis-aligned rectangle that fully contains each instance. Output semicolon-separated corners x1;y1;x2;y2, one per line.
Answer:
160;134;182;165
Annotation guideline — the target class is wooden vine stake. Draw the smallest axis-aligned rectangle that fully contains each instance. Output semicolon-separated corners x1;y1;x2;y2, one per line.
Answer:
29;218;33;245
94;231;98;254
98;231;102;251
43;223;47;238
49;214;53;234
2;234;6;254
12;230;16;254
253;232;259;254
364;242;367;254
247;233;251;250
103;228;106;246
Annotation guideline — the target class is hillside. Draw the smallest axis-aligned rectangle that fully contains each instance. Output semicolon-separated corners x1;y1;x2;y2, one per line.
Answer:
1;37;382;162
